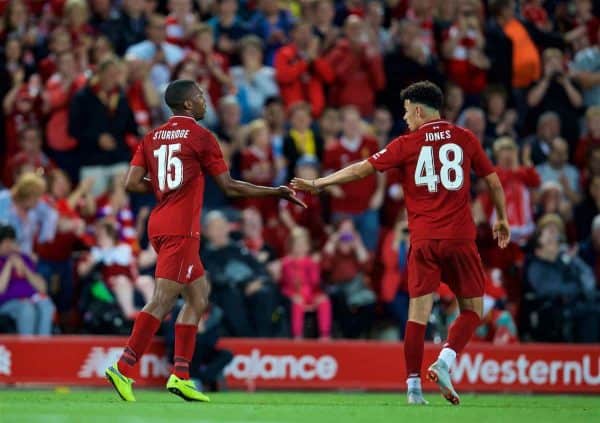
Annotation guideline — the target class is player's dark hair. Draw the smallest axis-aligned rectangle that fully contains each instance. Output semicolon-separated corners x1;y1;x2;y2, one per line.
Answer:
165;79;197;110
401;81;444;111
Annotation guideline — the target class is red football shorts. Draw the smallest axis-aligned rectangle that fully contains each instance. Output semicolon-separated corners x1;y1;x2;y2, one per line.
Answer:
150;235;205;284
407;239;485;298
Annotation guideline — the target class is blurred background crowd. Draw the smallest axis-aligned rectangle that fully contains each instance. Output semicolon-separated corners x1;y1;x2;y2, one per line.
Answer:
1;0;600;348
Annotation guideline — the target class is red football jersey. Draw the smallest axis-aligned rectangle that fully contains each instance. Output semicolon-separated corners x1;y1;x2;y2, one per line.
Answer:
131;115;228;238
368;119;494;241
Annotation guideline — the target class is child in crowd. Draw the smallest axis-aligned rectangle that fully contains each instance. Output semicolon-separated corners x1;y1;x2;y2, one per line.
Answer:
280;227;331;339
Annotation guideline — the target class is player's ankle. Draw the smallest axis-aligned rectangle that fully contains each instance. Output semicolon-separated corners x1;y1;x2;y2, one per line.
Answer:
406;376;422;391
438;347;457;369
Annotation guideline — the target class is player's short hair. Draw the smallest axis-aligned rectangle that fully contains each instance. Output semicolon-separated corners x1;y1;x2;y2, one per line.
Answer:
400;81;444;111
165;79;198;110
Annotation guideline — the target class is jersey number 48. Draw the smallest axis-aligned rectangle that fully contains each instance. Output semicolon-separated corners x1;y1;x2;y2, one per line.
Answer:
153;143;183;191
414;143;464;192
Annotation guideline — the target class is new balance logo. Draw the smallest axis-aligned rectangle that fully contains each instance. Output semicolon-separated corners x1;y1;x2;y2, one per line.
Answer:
186;265;194;279
372;149;387;160
78;347;170;378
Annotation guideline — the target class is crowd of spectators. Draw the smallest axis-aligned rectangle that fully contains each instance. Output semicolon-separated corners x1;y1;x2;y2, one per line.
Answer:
1;0;600;344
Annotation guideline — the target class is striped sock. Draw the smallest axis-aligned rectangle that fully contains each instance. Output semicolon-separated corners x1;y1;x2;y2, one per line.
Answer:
117;311;161;378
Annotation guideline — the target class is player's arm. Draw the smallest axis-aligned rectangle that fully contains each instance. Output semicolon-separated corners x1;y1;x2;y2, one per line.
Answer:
484;172;510;249
291;160;376;193
213;171;307;208
124;165;151;193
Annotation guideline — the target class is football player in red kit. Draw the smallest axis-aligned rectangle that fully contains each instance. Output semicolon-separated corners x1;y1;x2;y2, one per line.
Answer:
106;80;305;402
292;81;510;406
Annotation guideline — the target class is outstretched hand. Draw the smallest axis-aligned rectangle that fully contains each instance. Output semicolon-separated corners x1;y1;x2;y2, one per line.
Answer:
493;219;511;249
291;178;319;194
277;186;307;208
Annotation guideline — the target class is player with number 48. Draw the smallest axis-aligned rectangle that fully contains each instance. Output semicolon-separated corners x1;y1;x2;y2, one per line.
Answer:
292;81;510;406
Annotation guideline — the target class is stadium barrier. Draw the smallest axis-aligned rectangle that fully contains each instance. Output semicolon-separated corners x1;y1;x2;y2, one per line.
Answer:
0;336;599;393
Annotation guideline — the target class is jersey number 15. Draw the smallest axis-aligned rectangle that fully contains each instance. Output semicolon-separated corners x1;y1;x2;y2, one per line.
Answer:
153;143;183;191
414;143;464;192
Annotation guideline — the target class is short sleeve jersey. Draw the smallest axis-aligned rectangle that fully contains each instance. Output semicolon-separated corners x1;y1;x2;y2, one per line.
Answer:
368;120;494;241
131;115;228;238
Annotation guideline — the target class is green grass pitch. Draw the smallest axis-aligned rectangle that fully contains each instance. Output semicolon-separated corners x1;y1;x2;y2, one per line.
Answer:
1;390;598;423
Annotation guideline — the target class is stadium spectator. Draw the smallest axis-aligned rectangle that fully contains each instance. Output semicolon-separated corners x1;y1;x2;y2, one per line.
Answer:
479;137;540;245
372;106;393;148
524;214;599;342
535;137;581;204
279;156;327;249
250;0;295;65
323;106;384;251
3;126;56;187
521;111;562;166
124;57;161;135
570;26;600;107
280;227;331;339
102;0;148;56
207;0;249;57
230;35;279;123
0;172;58;254
282;102;324;179
95;173;138;249
263;96;287;184
240;207;279;268
186;23;231;110
380;217;410;339
214;95;243;146
364;0;393;54
483;85;518;141
37;27;73;82
574;106;600;169
527;48;583;143
311;0;340;53
36;170;95;316
125;14;185;90
575;174;600;240
239;119;277;223
456;107;493;154
274;20;334;117
483;7;513;97
442;82;465;123
326;14;385;117
579;214;600;283
42;51;87;182
321;219;375;338
2;69;43;159
441;0;490;102
165;0;198;47
0;224;56;335
201;211;279;337
77;220;154;320
318;107;341;149
69;58;139;195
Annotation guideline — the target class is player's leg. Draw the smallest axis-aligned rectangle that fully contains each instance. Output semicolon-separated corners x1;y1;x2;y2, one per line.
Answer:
166;276;211;402
404;240;441;405
111;275;137;319
106;276;185;401
405;294;434;405
427;240;486;405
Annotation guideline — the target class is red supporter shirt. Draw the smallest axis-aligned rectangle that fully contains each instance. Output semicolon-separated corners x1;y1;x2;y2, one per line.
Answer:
130;115;229;238
368;120;494;241
324;136;380;214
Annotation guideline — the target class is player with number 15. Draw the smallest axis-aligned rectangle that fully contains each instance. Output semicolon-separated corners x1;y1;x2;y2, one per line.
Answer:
292;81;510;406
105;80;305;402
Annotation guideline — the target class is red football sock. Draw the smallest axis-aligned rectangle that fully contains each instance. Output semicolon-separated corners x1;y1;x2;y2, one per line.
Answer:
173;323;197;379
445;310;481;354
117;311;161;378
404;320;426;379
